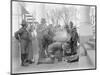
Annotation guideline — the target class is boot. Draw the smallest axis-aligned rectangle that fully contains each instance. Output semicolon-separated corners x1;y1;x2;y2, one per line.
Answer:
21;54;29;66
67;56;79;63
21;54;25;66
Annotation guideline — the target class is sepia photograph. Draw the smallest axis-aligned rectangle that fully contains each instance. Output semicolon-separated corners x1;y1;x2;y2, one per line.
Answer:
11;0;96;74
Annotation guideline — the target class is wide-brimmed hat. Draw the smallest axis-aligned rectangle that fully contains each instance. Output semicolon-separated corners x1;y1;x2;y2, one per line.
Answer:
21;20;27;26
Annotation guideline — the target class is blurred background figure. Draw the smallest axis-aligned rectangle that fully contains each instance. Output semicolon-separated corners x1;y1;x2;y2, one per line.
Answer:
69;21;74;33
36;18;48;62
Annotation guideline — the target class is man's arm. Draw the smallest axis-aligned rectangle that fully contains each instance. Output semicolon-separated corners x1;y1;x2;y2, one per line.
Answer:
15;28;23;40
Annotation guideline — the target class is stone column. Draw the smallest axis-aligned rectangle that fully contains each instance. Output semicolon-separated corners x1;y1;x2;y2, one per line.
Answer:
79;6;90;24
78;6;93;36
78;6;91;24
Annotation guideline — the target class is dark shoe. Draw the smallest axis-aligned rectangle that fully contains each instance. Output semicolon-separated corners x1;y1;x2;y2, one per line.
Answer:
67;56;79;63
28;60;34;64
21;60;29;66
21;62;24;66
25;60;34;64
21;62;29;66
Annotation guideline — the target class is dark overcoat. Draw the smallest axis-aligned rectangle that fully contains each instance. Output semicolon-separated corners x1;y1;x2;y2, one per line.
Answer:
15;27;30;54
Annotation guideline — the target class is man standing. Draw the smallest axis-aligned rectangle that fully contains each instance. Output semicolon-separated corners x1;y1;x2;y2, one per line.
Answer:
27;25;34;64
15;20;30;66
37;18;47;59
69;21;75;55
63;24;72;60
71;27;80;55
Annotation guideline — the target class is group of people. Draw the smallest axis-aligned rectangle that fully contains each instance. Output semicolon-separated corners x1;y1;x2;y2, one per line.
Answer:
15;18;80;66
47;21;80;63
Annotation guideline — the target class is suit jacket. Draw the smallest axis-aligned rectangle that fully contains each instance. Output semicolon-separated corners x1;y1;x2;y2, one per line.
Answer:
15;27;30;41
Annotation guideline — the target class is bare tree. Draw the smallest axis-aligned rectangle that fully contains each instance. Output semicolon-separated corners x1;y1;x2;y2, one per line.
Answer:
45;6;77;27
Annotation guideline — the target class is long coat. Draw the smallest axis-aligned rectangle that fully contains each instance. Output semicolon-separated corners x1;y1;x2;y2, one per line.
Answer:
15;27;30;54
27;31;33;61
70;29;79;55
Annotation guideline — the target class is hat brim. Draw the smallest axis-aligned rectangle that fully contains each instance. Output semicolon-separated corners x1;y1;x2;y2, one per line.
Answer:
21;23;27;25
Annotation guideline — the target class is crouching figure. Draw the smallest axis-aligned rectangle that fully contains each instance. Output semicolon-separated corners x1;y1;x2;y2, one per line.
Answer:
47;42;63;63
